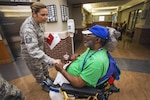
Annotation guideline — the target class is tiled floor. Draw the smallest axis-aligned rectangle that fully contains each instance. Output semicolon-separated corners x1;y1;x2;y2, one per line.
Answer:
0;34;150;100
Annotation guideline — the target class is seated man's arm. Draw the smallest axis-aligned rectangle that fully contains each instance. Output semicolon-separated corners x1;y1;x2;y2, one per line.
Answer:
55;62;86;88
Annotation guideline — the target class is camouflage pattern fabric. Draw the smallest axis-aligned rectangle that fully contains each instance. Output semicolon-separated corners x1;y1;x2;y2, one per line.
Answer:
0;75;25;100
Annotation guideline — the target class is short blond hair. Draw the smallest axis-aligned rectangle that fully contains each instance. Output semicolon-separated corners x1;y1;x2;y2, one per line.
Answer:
30;2;46;14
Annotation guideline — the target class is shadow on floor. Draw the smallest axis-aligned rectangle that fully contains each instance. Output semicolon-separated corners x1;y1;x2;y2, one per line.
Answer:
115;58;150;73
0;58;31;81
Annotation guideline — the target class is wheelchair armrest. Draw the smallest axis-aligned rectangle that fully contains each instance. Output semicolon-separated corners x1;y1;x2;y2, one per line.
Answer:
61;83;99;96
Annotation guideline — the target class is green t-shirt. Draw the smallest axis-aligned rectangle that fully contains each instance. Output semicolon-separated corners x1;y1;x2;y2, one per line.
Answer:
66;48;109;87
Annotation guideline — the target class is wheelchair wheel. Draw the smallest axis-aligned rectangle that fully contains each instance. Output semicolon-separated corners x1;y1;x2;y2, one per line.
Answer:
97;93;108;100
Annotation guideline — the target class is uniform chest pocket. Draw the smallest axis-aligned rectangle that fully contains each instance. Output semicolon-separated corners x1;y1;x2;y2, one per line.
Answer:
37;30;44;44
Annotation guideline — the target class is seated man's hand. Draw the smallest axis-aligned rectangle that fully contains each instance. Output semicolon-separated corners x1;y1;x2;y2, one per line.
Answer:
70;53;80;61
54;61;64;72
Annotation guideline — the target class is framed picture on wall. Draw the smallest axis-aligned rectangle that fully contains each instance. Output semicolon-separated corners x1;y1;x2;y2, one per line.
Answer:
46;5;57;22
60;5;69;22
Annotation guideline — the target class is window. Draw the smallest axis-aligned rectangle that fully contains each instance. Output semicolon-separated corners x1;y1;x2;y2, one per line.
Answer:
127;9;141;31
99;16;105;21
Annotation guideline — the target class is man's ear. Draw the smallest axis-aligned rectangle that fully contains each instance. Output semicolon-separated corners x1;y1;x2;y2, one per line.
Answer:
95;37;101;43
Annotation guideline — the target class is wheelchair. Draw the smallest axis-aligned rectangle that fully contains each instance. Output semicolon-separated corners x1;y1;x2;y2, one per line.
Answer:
59;52;121;100
60;77;120;100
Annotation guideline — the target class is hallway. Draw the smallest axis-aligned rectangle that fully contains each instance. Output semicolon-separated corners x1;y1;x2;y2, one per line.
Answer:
0;34;150;100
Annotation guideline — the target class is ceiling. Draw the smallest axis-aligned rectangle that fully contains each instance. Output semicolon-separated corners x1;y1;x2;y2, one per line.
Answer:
67;0;125;5
0;0;145;16
67;0;145;15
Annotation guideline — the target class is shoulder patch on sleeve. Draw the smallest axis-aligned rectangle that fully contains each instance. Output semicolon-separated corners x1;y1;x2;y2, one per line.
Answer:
25;34;33;44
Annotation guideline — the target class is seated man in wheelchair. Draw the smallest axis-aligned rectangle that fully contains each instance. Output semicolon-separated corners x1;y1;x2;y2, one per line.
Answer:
49;25;121;100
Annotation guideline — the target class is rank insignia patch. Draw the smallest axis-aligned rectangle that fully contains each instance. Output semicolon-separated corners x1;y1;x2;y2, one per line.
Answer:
25;35;32;44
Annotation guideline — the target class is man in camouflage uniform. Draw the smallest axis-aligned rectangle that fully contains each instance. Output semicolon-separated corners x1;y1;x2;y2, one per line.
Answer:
0;75;25;100
19;2;60;92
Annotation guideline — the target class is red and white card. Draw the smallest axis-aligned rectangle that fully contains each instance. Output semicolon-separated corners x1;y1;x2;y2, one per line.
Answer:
46;33;60;49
